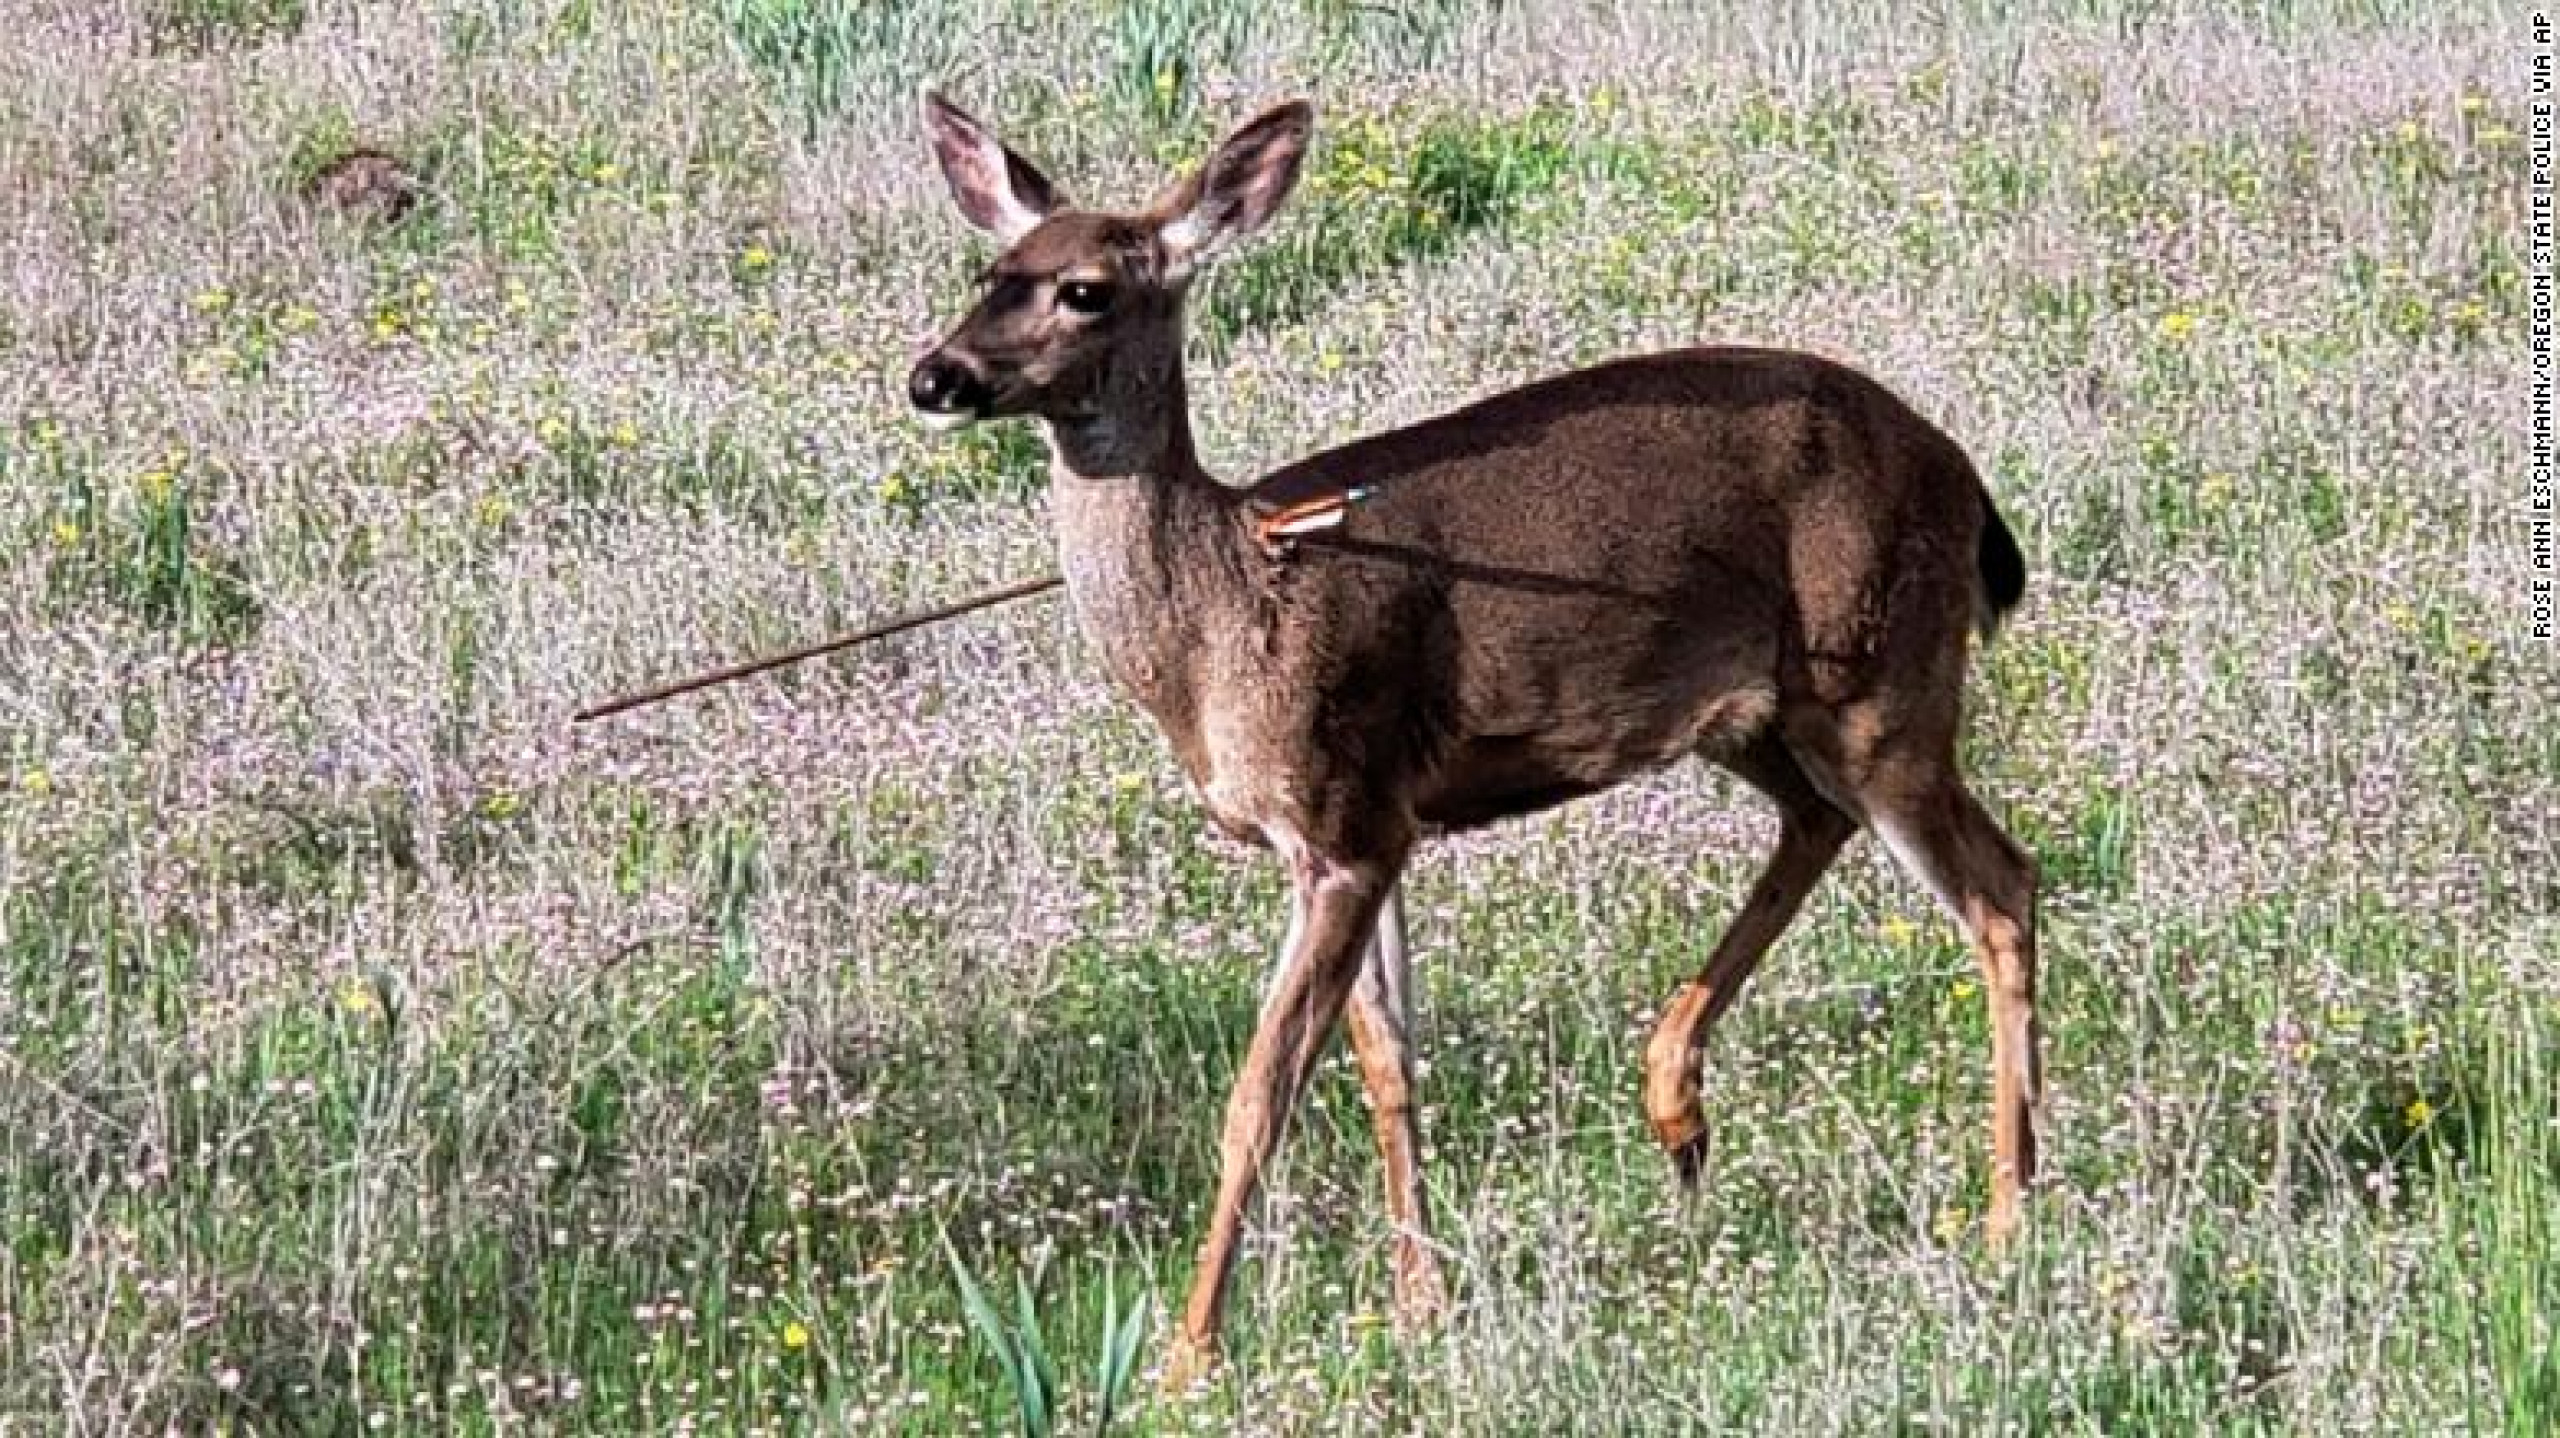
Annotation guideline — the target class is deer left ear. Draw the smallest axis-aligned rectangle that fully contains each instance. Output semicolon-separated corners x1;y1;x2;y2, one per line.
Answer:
1152;100;1314;278
922;90;1063;244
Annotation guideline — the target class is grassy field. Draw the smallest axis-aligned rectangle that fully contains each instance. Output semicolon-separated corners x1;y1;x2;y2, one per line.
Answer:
0;0;2548;1432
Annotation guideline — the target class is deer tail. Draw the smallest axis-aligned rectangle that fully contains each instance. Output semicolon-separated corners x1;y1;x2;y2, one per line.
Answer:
1976;491;2027;639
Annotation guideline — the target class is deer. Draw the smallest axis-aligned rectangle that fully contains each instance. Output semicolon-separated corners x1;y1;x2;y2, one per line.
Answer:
908;92;2043;1382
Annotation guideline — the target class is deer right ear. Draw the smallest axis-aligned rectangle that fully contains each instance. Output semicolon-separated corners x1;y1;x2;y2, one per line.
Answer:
1153;100;1314;279
922;91;1061;244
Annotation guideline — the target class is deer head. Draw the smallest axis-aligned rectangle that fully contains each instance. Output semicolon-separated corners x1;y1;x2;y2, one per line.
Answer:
908;92;1314;474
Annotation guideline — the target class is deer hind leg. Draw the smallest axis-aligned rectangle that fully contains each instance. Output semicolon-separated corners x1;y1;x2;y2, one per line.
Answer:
1855;760;2043;1247
1643;735;1856;1185
1342;884;1449;1330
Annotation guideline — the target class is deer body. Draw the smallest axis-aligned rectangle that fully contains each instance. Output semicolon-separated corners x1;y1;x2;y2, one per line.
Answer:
913;94;2042;1381
1063;350;2001;843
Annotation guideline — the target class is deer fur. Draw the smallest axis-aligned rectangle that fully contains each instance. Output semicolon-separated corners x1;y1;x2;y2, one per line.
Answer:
909;92;2042;1381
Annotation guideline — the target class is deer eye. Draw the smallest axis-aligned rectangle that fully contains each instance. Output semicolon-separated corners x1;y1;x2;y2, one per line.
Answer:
1056;280;1115;315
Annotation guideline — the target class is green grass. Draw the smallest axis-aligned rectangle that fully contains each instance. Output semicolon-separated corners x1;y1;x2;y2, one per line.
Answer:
0;0;2544;1433
148;0;308;53
1197;102;1596;348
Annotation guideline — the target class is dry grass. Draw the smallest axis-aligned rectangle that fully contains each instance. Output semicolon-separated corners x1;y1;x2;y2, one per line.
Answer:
0;1;2546;1434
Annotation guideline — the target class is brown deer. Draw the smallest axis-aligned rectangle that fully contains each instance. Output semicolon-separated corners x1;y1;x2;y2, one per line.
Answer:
910;92;2041;1380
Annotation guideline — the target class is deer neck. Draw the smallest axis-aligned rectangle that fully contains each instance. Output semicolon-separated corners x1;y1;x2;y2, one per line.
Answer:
1042;373;1253;740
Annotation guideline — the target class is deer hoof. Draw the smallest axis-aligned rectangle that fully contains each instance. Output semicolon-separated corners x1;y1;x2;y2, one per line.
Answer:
1648;1112;1712;1190
1985;1194;2025;1257
1670;1127;1714;1191
1159;1333;1221;1395
1392;1251;1452;1335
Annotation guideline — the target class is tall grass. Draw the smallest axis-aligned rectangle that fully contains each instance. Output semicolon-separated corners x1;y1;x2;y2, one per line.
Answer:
0;1;2540;1433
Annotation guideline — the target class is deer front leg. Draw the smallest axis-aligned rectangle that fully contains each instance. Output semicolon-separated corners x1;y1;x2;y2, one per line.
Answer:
1343;884;1448;1332
1166;842;1401;1388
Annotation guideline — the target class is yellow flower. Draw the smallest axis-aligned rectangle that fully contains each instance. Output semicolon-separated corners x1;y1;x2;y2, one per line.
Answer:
1933;1205;1968;1243
2384;602;2418;633
2404;1098;2433;1129
1878;914;1921;946
336;979;376;1014
2158;311;2198;342
2458;93;2487;117
475;493;513;528
372;309;406;341
739;244;773;272
19;767;51;798
873;471;911;506
2479;125;2517;147
192;286;233;314
609;420;640;449
591;162;623;184
2395;121;2421;143
2198;472;2235;508
478;789;521;820
50;519;80;548
138;467;176;504
1317;347;1344;374
780;1319;810;1351
1950;977;1979;1003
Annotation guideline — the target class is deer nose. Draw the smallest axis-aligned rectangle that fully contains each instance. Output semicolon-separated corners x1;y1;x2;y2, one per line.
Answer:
908;354;990;414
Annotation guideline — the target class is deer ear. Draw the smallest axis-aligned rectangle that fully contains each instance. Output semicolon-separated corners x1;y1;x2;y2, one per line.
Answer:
922;90;1062;244
1153;100;1314;277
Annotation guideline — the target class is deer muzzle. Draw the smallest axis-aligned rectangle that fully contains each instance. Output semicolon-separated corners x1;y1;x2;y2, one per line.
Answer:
908;352;993;430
